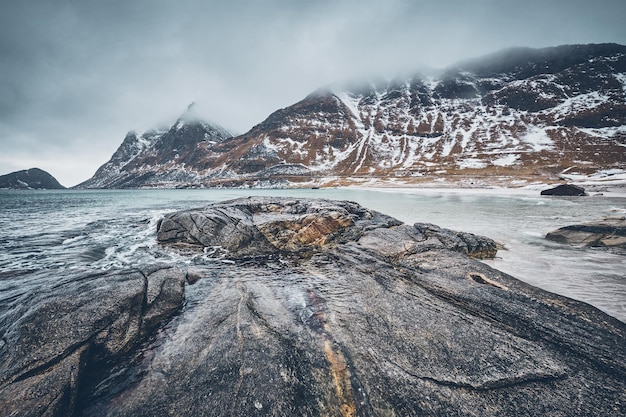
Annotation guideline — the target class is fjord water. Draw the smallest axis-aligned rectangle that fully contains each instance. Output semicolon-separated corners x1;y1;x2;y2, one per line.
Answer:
0;188;624;322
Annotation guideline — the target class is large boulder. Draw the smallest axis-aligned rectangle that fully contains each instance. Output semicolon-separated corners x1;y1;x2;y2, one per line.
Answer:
0;265;185;417
70;196;623;417
546;218;626;249
156;198;498;259
4;197;625;416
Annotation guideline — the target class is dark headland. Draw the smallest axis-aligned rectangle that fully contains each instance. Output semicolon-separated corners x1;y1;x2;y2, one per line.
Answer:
0;168;65;189
1;197;624;416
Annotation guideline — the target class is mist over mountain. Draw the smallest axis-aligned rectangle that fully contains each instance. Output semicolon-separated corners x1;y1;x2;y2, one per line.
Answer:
77;104;234;189
78;43;626;189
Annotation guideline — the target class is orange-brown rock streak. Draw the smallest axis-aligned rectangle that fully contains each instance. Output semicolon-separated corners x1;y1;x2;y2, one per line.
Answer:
323;338;357;417
294;213;353;247
306;289;357;417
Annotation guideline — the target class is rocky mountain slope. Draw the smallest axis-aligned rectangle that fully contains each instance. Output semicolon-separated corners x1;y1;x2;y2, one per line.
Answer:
77;104;234;188
0;168;65;189
79;43;626;188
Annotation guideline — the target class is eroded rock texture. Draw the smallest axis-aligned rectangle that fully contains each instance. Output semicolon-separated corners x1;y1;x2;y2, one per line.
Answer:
3;197;625;417
0;266;185;417
82;196;622;417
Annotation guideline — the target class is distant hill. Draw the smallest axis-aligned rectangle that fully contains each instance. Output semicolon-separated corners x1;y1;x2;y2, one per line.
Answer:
0;168;65;189
79;43;626;188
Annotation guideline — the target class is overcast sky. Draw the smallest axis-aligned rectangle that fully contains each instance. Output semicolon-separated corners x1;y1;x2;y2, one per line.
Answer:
1;0;625;186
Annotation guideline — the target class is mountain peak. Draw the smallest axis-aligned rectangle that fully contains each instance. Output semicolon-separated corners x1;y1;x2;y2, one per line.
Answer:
76;104;235;188
455;43;626;79
176;101;211;125
177;102;199;122
173;102;234;136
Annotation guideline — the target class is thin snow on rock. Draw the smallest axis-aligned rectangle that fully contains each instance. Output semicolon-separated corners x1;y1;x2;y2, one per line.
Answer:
520;127;554;152
492;153;521;167
614;73;626;94
457;158;488;169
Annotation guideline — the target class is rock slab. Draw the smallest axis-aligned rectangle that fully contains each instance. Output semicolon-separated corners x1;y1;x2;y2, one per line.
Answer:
2;197;625;416
546;218;626;249
102;196;622;417
0;265;185;417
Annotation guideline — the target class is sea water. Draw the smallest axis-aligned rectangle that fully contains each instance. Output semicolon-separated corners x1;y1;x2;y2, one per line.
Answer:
0;188;624;322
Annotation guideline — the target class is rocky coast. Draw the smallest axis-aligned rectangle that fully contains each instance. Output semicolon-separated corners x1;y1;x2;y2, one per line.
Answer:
1;197;625;416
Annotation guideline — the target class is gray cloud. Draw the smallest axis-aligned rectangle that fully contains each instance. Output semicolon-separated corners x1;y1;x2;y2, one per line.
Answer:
1;0;625;186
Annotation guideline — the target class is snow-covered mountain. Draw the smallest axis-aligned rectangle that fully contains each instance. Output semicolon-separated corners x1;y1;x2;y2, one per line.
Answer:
219;43;626;187
77;105;234;188
79;43;626;188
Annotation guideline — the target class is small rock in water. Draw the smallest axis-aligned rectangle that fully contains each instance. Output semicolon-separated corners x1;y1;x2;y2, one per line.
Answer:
540;184;587;196
546;218;626;249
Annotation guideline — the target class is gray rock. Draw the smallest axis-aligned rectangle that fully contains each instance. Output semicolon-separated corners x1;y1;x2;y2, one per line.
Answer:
4;197;625;416
413;222;499;259
540;184;587;196
0;266;185;417
156;198;394;258
546;218;626;249
72;196;622;417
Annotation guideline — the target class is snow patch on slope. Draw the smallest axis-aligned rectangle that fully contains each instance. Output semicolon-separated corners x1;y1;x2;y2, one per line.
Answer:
614;73;626;94
492;153;520;166
520;127;553;151
335;92;366;131
560;169;626;186
577;125;626;140
549;91;609;120
457;158;488;169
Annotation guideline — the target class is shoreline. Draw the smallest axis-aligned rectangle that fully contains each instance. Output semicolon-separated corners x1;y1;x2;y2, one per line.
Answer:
339;181;626;199
3;179;626;198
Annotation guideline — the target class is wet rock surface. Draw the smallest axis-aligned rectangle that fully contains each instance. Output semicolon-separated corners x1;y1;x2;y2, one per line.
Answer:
0;265;185;417
3;197;625;416
111;197;624;416
546;218;626;249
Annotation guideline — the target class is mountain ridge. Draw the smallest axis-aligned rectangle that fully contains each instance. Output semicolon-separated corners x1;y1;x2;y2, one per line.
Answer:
78;43;626;189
